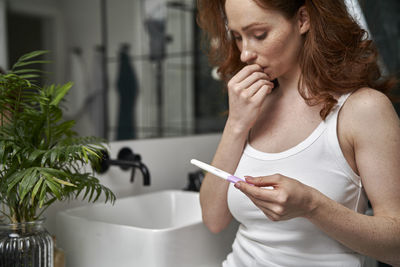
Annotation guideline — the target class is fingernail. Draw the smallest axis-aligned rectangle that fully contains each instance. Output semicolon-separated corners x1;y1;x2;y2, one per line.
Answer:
234;182;241;189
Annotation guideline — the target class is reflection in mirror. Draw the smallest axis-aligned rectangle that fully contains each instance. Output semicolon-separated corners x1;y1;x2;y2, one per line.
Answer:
5;0;398;141
4;0;228;141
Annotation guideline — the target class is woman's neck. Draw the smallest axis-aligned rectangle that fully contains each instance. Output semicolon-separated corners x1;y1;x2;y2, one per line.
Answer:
276;65;302;97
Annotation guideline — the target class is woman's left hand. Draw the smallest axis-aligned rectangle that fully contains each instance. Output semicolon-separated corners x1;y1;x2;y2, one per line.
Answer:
234;174;319;221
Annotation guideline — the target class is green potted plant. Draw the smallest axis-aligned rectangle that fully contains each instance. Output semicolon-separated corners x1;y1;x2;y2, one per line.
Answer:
0;51;116;267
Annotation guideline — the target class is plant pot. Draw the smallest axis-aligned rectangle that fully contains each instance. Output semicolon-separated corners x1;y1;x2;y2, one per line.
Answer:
0;219;54;267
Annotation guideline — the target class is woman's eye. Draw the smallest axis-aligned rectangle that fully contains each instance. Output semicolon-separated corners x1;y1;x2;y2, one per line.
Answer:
229;30;242;41
255;32;267;40
231;33;242;41
232;34;242;41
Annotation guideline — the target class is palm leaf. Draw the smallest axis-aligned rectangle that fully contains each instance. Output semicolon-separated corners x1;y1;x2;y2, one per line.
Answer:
49;82;73;106
12;60;51;70
12;68;45;75
16;50;49;63
19;168;39;204
31;177;44;204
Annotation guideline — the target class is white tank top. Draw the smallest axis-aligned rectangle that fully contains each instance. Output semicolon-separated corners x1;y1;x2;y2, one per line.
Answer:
224;93;368;267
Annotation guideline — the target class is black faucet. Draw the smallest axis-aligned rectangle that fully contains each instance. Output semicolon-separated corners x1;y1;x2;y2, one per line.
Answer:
97;147;151;186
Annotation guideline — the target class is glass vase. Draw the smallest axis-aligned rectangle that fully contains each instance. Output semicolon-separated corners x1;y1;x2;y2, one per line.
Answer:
0;219;54;267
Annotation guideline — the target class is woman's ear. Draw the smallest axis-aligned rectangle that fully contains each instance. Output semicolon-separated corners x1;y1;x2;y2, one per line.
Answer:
297;6;310;34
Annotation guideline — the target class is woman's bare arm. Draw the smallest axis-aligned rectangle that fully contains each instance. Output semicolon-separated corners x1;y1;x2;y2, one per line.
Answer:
308;89;400;265
200;64;273;233
199;122;248;233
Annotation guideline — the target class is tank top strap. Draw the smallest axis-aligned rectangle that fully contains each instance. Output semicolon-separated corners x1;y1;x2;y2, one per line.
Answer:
325;92;353;123
337;92;353;108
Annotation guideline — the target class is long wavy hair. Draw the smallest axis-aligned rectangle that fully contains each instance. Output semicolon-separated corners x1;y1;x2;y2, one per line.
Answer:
197;0;396;119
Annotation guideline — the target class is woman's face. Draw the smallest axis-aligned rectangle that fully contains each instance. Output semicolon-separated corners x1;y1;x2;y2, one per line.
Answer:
225;0;308;81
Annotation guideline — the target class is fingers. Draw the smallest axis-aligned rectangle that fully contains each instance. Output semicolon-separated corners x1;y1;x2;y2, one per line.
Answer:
228;64;263;85
245;175;281;187
235;72;269;92
228;64;273;97
234;179;277;202
246;80;274;98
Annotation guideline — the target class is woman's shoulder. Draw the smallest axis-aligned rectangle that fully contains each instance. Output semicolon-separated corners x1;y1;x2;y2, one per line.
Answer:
340;87;399;139
343;88;395;119
347;87;391;105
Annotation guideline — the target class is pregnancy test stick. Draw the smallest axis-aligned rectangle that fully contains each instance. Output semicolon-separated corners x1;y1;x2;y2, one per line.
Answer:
190;159;245;183
190;159;274;189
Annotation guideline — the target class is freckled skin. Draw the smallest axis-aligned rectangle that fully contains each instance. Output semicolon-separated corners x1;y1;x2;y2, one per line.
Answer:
225;0;303;81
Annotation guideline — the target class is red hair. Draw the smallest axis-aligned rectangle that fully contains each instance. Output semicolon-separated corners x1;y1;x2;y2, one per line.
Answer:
197;0;396;119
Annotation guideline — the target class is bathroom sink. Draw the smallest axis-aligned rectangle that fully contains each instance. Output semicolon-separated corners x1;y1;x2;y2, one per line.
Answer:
56;190;238;267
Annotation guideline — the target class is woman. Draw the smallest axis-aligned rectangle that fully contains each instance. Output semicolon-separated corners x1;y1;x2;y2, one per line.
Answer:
197;0;400;266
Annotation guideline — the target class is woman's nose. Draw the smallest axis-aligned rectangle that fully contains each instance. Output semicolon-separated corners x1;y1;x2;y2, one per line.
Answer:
240;42;257;64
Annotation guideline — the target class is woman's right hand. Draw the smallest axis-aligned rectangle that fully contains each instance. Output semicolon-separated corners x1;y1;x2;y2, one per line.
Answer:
226;64;274;133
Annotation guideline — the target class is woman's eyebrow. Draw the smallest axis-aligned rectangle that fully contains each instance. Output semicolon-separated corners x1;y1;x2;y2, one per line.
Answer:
228;22;268;32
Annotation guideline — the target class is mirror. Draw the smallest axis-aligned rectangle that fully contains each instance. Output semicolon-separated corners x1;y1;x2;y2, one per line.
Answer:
3;0;399;141
4;0;228;141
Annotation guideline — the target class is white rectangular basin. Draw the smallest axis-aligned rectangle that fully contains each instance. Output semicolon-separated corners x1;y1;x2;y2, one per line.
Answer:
56;190;238;267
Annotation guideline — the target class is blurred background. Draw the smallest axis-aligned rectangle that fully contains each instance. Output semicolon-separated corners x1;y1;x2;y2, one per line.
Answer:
0;0;398;142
